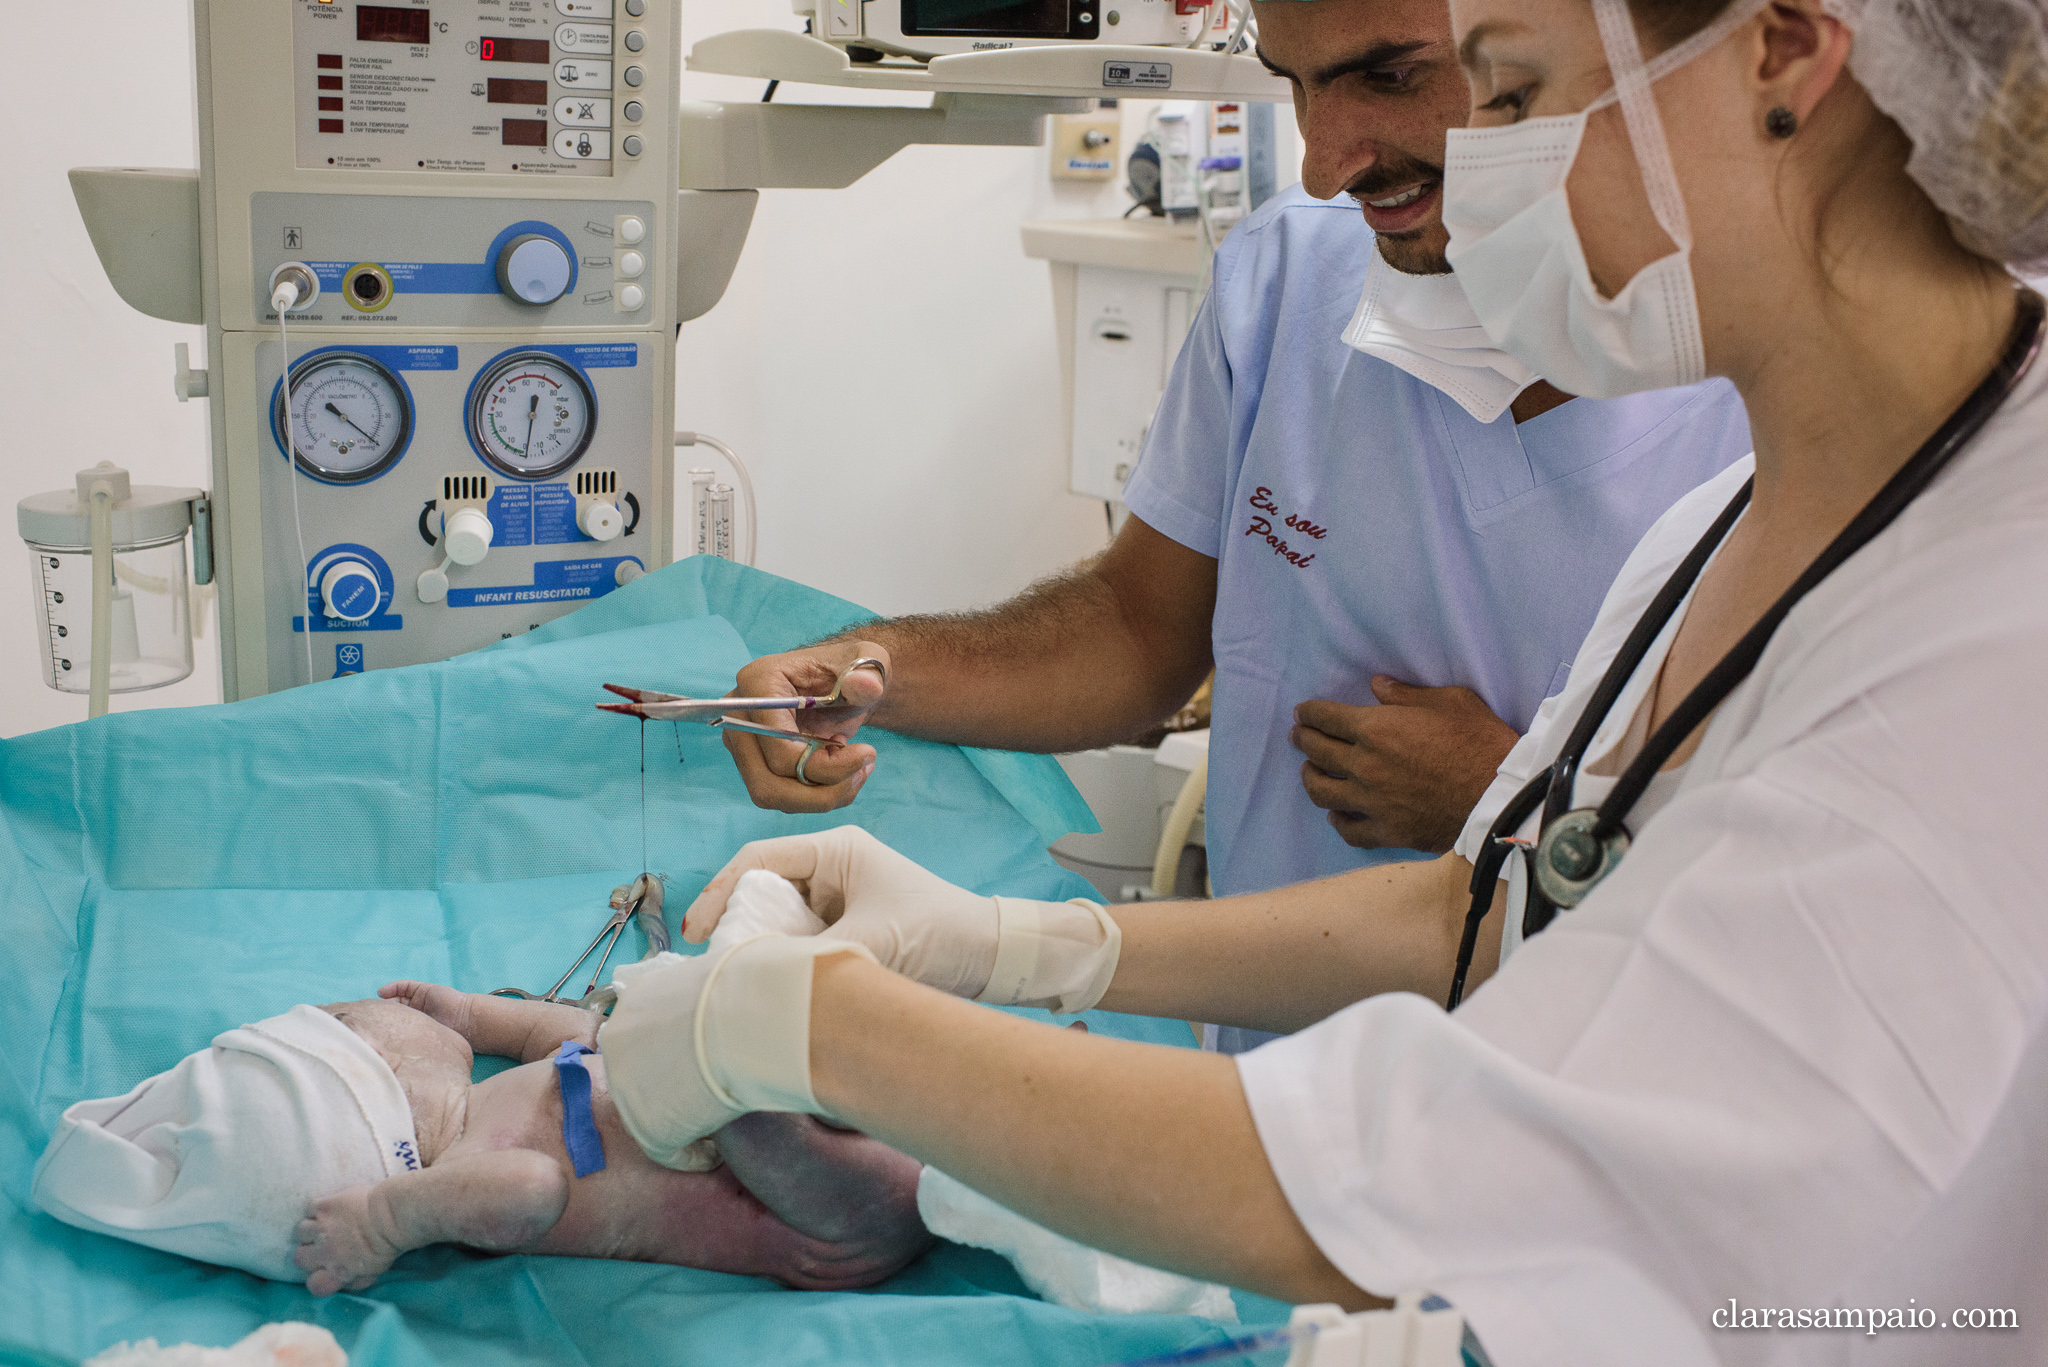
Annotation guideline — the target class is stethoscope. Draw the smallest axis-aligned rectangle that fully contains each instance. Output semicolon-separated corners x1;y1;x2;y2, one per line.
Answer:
1445;286;2047;1011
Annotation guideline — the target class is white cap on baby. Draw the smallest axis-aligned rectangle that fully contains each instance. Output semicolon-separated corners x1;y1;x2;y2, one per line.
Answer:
31;1004;420;1281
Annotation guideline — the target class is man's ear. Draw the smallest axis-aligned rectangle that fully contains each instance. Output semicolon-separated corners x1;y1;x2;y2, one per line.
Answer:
1754;0;1853;127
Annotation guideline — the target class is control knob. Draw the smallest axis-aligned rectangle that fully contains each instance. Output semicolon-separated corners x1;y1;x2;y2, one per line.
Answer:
319;558;381;623
443;507;495;565
495;233;573;305
579;499;624;542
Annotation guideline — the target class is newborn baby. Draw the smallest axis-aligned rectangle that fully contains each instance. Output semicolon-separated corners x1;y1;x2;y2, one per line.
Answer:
32;878;931;1295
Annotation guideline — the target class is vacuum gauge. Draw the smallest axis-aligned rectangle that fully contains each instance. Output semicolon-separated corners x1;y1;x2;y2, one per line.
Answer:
273;352;414;483
467;351;597;480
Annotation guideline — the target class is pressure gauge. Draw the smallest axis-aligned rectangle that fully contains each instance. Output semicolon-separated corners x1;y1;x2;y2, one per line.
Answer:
273;351;413;483
467;351;597;480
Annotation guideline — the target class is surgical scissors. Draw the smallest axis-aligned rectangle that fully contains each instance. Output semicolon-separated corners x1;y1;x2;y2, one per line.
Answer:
491;873;669;1011
598;657;887;785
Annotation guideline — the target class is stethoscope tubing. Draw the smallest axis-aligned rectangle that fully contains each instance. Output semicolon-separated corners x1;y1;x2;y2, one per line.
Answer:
1447;286;2046;1010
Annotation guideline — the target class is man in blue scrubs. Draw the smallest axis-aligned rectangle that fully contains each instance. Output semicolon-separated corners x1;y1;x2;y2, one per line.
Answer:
714;0;1751;1025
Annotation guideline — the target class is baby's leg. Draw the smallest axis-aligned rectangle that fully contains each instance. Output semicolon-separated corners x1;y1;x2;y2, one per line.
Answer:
713;1113;932;1257
381;981;598;1063
295;1150;568;1296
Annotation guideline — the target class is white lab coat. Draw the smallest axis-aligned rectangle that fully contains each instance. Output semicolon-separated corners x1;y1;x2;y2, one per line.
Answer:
1236;359;2048;1366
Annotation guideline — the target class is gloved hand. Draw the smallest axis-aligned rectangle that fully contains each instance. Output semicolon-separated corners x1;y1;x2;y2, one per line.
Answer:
683;826;1122;1014
724;641;893;816
599;934;877;1171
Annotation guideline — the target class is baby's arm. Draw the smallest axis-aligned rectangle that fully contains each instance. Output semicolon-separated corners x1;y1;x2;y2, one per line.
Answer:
294;1150;568;1296
381;981;598;1063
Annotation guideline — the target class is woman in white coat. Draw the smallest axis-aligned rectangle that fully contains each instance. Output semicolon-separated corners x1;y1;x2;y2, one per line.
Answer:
595;1;2048;1361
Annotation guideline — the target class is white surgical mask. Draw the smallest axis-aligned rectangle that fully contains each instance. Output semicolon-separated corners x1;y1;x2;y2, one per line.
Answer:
1341;250;1536;424
1441;0;1769;399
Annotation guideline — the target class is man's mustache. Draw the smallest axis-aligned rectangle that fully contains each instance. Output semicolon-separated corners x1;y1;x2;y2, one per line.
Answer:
1344;158;1444;203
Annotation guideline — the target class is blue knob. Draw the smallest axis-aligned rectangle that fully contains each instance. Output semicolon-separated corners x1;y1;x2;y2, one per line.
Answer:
496;233;572;305
320;560;381;623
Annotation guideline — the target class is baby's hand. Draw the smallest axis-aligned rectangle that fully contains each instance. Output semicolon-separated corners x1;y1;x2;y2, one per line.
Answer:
379;980;475;1039
294;1185;402;1297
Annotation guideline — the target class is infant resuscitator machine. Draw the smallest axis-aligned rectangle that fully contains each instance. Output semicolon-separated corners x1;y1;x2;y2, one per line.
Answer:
32;0;1286;716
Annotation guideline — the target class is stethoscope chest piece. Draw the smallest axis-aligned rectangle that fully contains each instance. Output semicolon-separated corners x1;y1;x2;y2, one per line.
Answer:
1533;808;1630;910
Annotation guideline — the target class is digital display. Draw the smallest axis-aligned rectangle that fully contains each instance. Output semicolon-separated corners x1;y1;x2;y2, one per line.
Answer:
357;5;432;44
487;78;548;104
902;0;1071;35
501;118;549;147
480;37;551;63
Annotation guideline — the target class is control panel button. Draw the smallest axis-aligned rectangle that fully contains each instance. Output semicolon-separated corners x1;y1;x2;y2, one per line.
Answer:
554;127;612;160
623;30;646;51
617;216;646;244
618;283;646;311
554;23;614;54
622;65;644;87
624;0;646;15
319;559;381;623
443;508;495;567
556;0;613;15
621;134;643;157
554;96;612;127
616;250;645;277
496;233;574;305
623;100;644;122
554;58;613;88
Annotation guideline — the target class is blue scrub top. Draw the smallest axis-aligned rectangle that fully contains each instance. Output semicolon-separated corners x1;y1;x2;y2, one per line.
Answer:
1123;184;1754;901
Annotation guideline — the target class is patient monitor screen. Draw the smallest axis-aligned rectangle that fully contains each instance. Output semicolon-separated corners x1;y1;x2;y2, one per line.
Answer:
902;0;1075;36
294;0;615;176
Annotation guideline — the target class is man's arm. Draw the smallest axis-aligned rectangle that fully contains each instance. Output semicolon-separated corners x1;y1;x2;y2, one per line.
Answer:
1098;852;1504;1032
727;516;1218;812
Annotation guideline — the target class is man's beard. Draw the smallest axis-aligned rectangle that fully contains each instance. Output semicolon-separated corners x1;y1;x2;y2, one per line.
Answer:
1347;153;1452;276
1375;233;1451;275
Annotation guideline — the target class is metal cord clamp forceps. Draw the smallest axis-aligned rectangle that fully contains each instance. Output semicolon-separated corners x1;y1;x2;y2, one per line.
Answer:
491;873;671;1012
598;656;888;785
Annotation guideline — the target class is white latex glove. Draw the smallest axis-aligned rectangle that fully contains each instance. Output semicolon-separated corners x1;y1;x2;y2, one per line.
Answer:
683;826;1122;1014
600;933;876;1170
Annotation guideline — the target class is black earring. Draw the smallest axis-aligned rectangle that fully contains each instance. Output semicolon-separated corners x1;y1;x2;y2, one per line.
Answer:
1766;106;1798;139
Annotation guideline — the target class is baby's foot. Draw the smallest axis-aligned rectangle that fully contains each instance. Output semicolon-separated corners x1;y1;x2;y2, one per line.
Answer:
294;1185;402;1297
715;1113;931;1257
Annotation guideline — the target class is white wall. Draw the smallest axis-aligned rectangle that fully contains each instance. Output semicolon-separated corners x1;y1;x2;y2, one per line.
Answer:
2;4;214;738
0;0;1291;738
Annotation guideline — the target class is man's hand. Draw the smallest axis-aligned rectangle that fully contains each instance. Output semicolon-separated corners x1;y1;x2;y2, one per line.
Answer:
725;641;891;815
1292;675;1519;854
